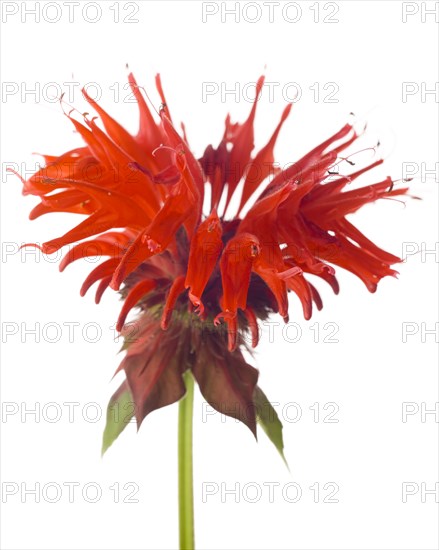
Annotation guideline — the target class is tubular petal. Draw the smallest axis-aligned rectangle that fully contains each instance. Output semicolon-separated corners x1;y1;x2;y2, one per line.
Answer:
82;88;153;167
60;235;127;271
161;275;186;330
80;258;120;297
224;75;265;209
95;276;112;304
238;103;292;214
17;71;410;424
185;210;223;314
244;307;259;348
127;72;163;155
285;271;314;320
117;279;157;331
219;233;260;317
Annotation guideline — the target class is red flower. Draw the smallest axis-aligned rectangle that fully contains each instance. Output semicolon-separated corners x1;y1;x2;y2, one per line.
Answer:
18;73;408;440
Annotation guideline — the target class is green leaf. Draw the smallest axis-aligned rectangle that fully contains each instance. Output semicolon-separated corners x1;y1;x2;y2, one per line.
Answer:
101;381;135;456
253;386;289;469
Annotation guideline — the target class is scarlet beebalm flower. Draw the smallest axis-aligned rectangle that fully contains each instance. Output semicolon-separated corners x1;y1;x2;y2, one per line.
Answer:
18;74;408;446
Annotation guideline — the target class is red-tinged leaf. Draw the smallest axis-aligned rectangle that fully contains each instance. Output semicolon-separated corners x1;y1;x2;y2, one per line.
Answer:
193;335;259;437
119;317;188;427
101;381;136;455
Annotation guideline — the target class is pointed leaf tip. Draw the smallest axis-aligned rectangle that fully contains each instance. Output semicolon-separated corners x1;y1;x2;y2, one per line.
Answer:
253;386;289;469
101;382;135;456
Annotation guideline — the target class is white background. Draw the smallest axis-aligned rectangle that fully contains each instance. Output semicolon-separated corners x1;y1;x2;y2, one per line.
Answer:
1;1;438;549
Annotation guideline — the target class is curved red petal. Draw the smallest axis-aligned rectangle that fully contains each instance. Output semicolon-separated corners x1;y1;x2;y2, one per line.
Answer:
219;232;260;316
116;279;157;332
161;275;186;330
185;210;223;314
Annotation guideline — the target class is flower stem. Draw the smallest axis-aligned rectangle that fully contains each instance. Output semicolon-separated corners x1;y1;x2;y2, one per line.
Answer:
178;371;195;550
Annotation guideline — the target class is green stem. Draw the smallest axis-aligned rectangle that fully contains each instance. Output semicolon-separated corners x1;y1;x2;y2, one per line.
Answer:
178;371;195;550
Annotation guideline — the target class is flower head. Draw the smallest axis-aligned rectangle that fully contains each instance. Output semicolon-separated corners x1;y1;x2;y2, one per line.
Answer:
18;73;408;443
